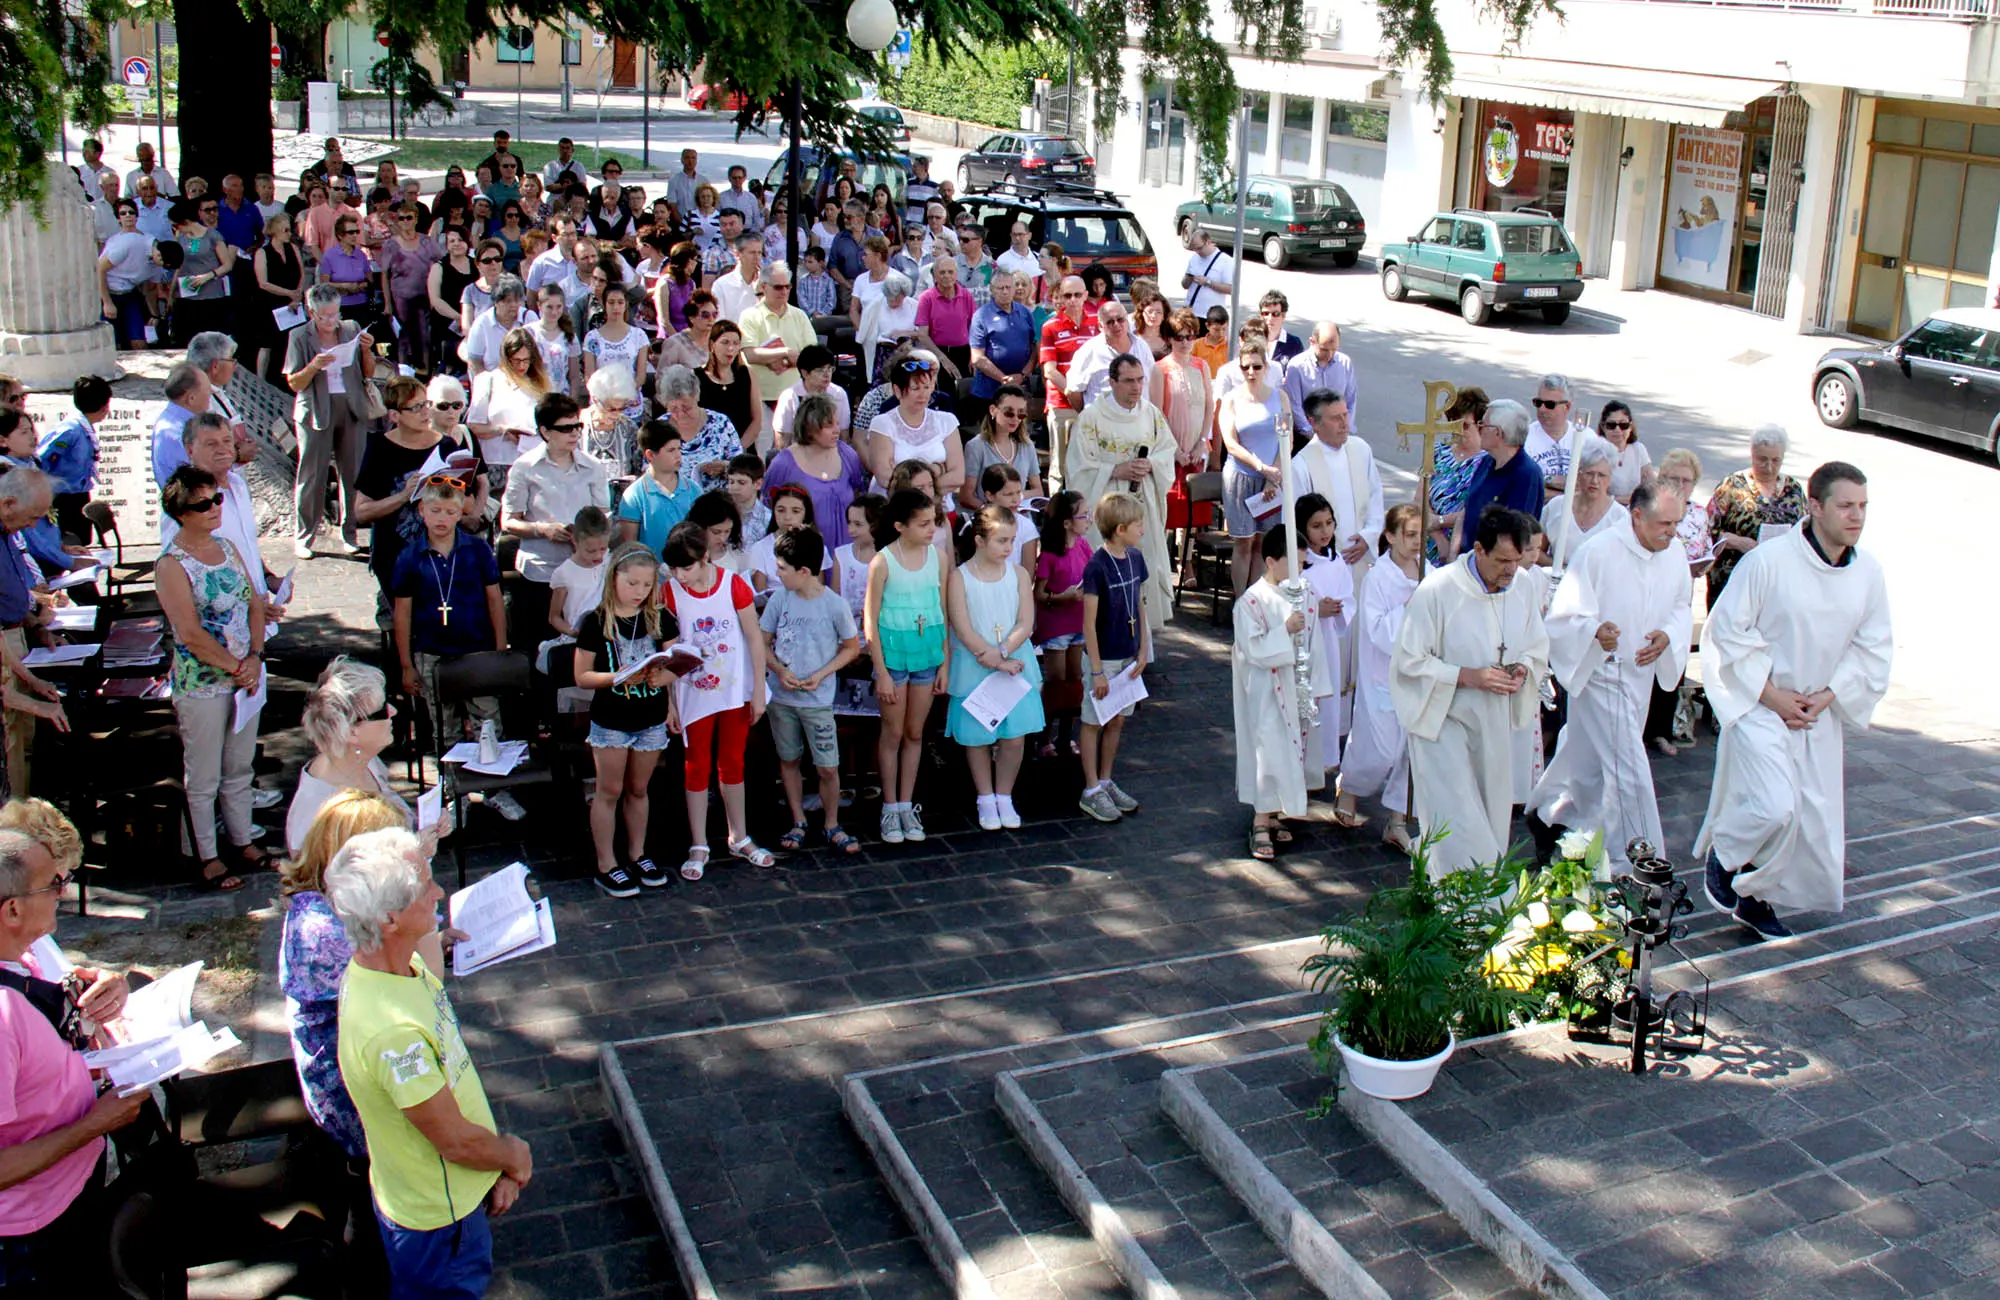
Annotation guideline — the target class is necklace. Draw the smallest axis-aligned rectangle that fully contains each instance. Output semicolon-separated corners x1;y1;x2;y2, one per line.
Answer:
428;546;461;626
1107;547;1139;638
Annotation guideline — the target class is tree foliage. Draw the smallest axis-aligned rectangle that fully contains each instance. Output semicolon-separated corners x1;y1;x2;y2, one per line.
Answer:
0;0;120;206
879;38;1067;131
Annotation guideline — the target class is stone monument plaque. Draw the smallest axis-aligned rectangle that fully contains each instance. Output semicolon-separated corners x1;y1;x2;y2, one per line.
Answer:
92;398;165;546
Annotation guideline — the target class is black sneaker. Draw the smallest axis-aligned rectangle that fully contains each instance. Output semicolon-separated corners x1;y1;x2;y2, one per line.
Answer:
1525;809;1561;869
1703;848;1739;915
633;858;670;889
594;864;640;898
1733;894;1792;942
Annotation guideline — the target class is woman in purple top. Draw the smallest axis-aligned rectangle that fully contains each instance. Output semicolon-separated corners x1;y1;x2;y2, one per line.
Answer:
763;392;868;547
376;199;441;370
317;213;376;323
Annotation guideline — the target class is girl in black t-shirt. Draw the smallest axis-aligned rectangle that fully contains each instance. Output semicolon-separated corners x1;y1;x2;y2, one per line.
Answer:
573;543;681;897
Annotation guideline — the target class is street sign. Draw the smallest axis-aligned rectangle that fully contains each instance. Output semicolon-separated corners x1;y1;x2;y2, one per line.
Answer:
591;30;607;48
124;85;148;115
886;29;912;68
121;56;150;87
269;41;281;69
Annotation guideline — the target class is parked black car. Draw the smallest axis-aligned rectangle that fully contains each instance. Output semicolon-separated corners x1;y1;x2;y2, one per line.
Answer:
954;183;1155;293
1812;307;2000;458
956;134;1095;191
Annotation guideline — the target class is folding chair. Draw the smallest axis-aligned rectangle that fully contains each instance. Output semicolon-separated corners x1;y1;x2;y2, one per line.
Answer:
1174;471;1236;624
431;650;557;887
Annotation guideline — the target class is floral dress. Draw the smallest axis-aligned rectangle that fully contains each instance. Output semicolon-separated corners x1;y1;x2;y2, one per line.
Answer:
1704;469;1804;602
678;409;744;486
1427;440;1487;564
166;539;252;699
280;890;366;1156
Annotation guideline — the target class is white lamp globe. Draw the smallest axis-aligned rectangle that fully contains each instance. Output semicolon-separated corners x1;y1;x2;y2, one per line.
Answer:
845;0;898;52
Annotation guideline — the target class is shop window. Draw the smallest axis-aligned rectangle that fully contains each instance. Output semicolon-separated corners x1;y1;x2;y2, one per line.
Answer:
1281;97;1315;175
1874;114;1920;146
1956;165;2000;274
1245;92;1271;166
1325;104;1387;141
1472;102;1572;220
497;29;534;63
1923;118;1973;153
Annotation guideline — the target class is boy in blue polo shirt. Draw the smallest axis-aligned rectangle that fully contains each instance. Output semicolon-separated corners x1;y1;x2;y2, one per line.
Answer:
392;478;507;742
618;419;700;556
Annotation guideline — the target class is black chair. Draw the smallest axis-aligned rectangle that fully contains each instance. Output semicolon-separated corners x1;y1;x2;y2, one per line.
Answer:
1174;471;1235;624
82;501;158;598
431;650;557;887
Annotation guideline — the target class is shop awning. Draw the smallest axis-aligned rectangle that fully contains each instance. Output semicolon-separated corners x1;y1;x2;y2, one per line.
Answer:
1448;56;1783;128
1228;55;1387;106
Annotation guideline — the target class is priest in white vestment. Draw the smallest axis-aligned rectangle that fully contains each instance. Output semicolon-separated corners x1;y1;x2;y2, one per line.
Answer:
1390;505;1550;878
1068;356;1174;629
1235;526;1331;856
1695;463;1891;940
1528;485;1693;854
1291;390;1382;719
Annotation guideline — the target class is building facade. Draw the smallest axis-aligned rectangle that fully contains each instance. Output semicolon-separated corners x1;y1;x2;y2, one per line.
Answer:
1103;0;2000;337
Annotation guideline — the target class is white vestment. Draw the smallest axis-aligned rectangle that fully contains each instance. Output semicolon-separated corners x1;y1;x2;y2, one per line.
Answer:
1233;578;1330;817
1293;434;1384;706
1507;564;1554;802
1529;525;1693;851
1693;526;1892;913
1340;558;1430;813
1302;550;1353;759
1391;556;1550;877
1068;395;1175;629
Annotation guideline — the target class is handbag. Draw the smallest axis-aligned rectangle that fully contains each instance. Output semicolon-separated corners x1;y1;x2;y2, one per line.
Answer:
362;377;388;421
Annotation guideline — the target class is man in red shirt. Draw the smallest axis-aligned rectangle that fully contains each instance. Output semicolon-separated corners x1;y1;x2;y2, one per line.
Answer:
1038;275;1097;490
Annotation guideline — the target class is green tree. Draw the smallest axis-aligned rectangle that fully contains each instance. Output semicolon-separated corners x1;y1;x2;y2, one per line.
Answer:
879;38;1067;130
0;0;120;205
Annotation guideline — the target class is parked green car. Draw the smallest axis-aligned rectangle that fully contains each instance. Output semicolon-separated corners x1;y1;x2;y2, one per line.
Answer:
1378;208;1584;326
1175;176;1366;270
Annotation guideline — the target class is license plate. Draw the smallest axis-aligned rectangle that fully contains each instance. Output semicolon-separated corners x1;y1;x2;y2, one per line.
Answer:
1319;238;1346;248
1053;164;1076;173
1523;286;1558;299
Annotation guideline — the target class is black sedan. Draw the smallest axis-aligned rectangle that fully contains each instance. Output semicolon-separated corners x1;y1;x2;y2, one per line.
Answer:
955;134;1095;191
1813;308;2000;458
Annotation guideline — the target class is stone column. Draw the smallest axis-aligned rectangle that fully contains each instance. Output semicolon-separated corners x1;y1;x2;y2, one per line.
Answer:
0;163;119;390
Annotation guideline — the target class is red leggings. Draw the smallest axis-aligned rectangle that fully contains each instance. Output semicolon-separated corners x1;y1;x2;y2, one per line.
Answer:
682;704;751;791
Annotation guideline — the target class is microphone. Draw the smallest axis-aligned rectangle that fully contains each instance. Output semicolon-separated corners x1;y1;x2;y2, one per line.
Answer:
1130;446;1148;492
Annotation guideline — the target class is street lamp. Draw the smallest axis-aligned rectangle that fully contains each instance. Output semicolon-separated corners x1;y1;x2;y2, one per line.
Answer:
784;0;897;287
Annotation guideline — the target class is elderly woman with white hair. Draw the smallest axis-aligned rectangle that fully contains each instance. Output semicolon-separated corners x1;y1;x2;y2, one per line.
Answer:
1539;435;1628;568
287;656;411;855
323;827;530;1293
860;270;920;385
1703;423;1804;607
285;281;377;560
657;363;742;487
582;362;642;475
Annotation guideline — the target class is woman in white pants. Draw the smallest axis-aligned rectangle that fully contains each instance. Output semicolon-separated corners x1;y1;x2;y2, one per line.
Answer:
158;466;269;891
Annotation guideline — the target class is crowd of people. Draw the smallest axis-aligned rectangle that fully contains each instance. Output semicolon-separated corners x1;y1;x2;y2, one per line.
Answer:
0;129;1895;1296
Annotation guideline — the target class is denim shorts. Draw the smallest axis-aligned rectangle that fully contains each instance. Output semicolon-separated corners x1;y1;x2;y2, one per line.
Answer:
1222;464;1278;539
1038;632;1084;651
885;664;939;685
768;702;839;767
588;721;672;752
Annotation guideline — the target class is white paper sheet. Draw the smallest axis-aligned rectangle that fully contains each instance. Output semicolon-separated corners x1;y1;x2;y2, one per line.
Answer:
106;960;202;1046
271;304;306;331
49;605;98;632
1093;662;1149;720
417;784;444;830
89;1021;241;1095
449;864;556;976
439;739;529;776
47;564;102;592
232;666;266;734
23;643;96;666
958;669;1032;732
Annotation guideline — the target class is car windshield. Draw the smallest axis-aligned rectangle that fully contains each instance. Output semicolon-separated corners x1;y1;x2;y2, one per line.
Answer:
1041;212;1150;257
1291;185;1352;211
861;106;903;123
1500;223;1573;255
1033;138;1088;159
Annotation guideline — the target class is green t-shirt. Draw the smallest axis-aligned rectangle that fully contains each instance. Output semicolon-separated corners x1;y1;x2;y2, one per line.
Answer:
336;956;500;1230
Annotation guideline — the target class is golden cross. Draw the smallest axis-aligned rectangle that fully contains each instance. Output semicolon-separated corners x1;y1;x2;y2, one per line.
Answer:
1395;379;1460;535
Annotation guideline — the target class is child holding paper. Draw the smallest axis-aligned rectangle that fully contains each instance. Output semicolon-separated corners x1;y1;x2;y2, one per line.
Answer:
1077;493;1151;824
573;543;681;896
760;526;862;855
391;478;506;746
945;505;1042;831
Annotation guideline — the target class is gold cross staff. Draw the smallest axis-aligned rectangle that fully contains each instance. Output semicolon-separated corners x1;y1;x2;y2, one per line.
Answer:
1394;378;1459;543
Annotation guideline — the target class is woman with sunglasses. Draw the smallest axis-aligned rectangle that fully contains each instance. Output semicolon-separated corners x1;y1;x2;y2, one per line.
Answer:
457;239;508;336
1596;400;1653;506
158;465;268;892
320;214;376;327
355;375;488;598
494;202;528;273
378;200;441;372
426;228;478;375
287;658;414;855
286;282;376;557
1216;339;1290;594
659;287;721;374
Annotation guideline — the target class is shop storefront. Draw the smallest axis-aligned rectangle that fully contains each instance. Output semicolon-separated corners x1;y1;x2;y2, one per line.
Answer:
1656;97;1784;308
1849;100;2000;339
1469;102;1574;220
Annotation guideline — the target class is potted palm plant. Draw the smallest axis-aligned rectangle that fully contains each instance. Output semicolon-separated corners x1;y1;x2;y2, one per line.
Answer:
1304;834;1539;1100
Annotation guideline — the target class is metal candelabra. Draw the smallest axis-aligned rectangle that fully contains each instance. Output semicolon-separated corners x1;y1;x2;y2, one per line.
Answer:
1600;837;1709;1074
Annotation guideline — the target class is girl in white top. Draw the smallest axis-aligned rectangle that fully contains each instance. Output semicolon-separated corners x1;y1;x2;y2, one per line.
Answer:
747;487;832;602
1597;401;1654;505
866;350;964;493
1333;504;1429;855
831;496;882;642
529;284;582;396
977;464;1039;573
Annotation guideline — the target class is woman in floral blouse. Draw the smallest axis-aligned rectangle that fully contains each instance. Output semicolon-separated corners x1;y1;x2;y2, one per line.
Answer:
1427;385;1489;564
1703;424;1805;608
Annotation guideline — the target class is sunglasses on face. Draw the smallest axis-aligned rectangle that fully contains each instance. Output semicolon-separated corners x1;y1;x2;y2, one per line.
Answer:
549;421;585;434
433;400;466;411
1532;398;1567;409
478;255;502;264
694;308;718;319
1240;363;1265;374
1602;420;1631;430
181;495;224;514
361;700;396;722
397;401;431;413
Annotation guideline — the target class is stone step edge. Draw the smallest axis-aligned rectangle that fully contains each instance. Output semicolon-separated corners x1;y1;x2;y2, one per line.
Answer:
1157;1067;1394;1300
599;1046;722;1300
990;1012;1324;1300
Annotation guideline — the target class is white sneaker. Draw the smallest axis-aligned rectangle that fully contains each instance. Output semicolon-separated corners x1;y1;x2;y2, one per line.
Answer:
487;791;527;822
996;795;1021;830
292;540;314;560
976;794;1001;832
901;804;927;842
879;806;905;844
251;787;284;810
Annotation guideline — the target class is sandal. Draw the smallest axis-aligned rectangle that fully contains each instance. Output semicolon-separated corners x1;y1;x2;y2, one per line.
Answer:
727;835;776;868
1272;826;1294;844
827;825;861;855
779;822;808;852
1248;825;1276;861
1331;808;1368;829
198;859;244;892
680;846;710;881
233;844;271;869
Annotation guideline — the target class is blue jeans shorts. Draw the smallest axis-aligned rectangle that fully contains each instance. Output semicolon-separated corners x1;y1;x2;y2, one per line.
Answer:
885;664;939;686
587;721;672;752
1038;632;1084;651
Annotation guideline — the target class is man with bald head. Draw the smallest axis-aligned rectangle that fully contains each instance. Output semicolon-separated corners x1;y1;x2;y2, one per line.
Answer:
1283;321;1359;424
1038;274;1098;490
1526;481;1692;858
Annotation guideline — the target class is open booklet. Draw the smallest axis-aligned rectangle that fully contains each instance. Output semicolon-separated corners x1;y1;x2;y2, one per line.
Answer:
449;862;556;976
415;444;483;482
80;961;241;1095
611;643;705;687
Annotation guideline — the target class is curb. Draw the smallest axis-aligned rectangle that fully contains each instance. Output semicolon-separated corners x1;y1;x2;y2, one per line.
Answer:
842;1075;999;1299
1158;1067;1393;1300
598;1044;720;1300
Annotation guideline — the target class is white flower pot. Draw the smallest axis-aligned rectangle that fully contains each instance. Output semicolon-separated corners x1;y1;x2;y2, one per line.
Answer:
1336;1032;1456;1100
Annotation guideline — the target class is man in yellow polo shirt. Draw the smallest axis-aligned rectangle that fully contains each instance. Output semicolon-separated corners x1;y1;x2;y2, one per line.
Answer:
739;261;819;450
328;829;533;1299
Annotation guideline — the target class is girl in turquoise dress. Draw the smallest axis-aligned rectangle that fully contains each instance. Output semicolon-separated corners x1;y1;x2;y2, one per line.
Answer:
946;505;1044;831
864;488;949;845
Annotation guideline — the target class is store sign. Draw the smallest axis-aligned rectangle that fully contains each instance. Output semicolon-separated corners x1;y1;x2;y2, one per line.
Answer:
1482;106;1573;191
1662;125;1744;293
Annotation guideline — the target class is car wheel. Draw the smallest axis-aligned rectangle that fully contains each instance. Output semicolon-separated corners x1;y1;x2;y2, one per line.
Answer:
1460;284;1490;326
1815;371;1859;430
1540;304;1571;325
1263;235;1290;269
957;163;973;191
1332;251;1359;269
1381;263;1407;302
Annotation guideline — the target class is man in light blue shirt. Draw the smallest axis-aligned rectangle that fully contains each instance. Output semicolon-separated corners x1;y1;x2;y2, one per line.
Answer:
39;375;113;542
967;271;1038;427
1281;320;1359;422
150;363;211;488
